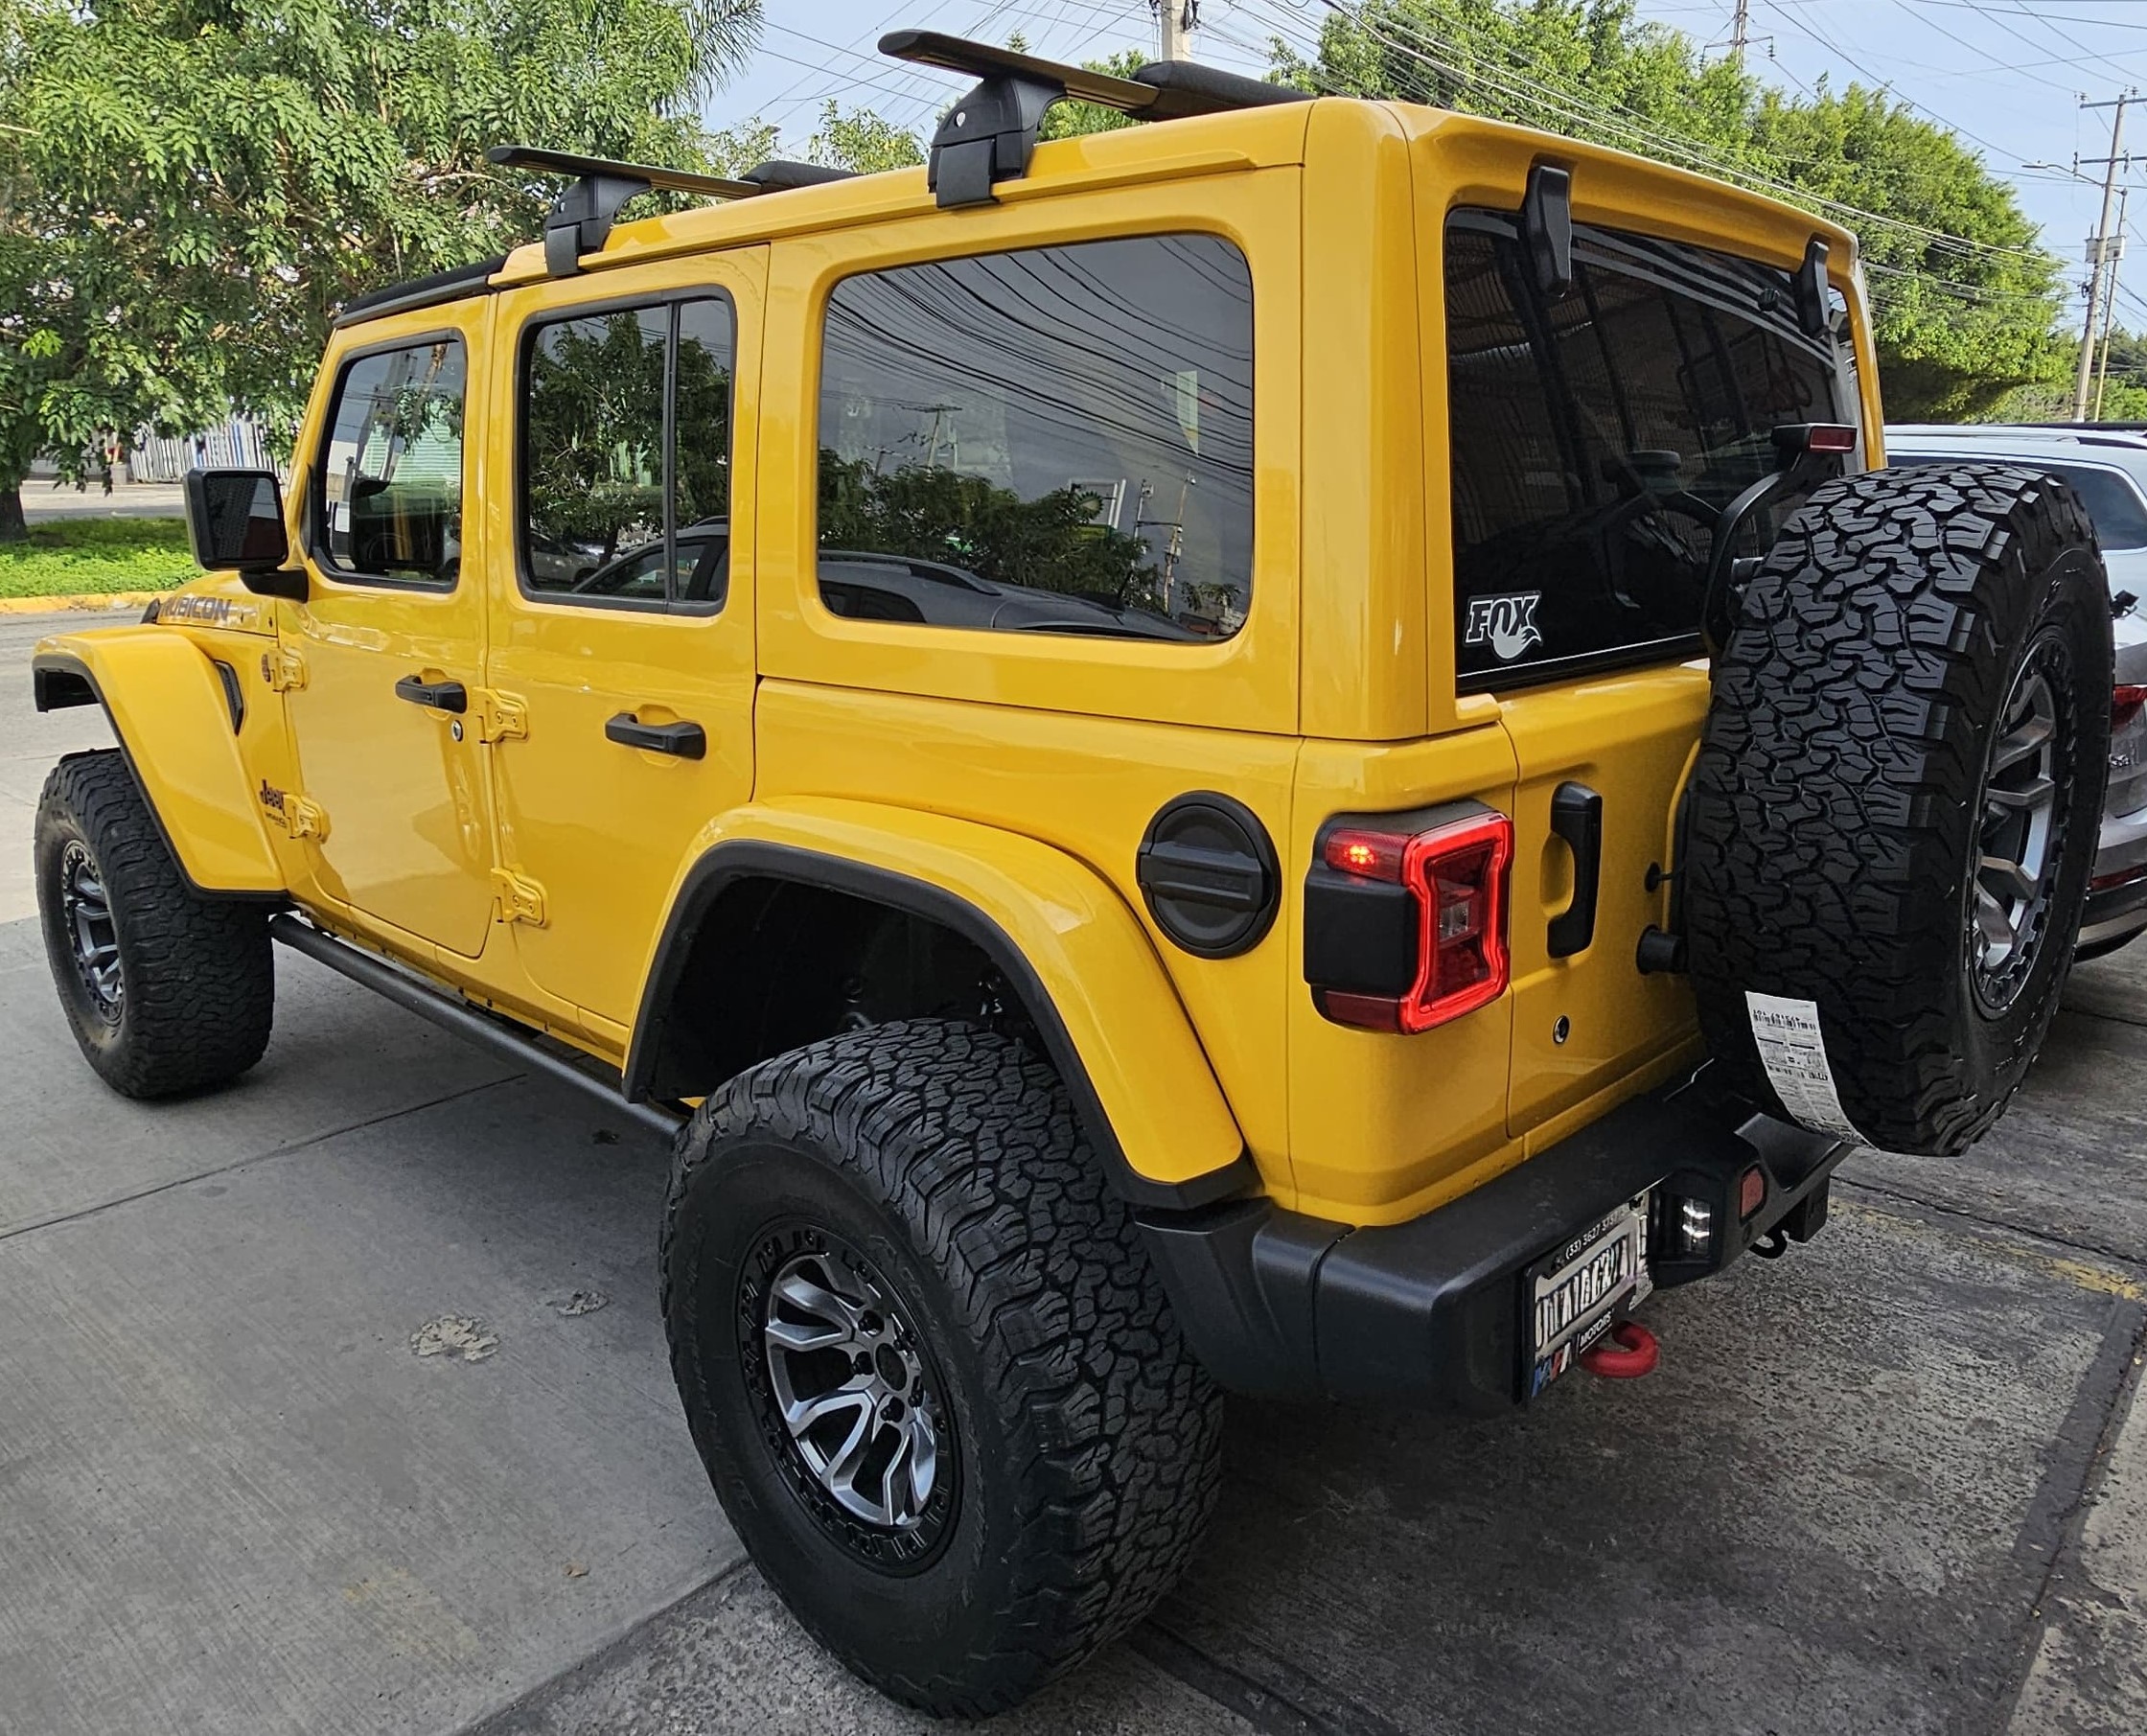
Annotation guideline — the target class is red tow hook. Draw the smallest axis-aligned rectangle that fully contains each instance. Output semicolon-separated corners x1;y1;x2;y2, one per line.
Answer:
1579;1319;1659;1378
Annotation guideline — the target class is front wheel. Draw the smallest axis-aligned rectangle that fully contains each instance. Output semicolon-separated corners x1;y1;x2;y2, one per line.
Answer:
658;1019;1222;1717
35;750;275;1098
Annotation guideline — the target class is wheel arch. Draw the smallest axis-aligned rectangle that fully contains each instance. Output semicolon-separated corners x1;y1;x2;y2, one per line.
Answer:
32;630;285;896
625;805;1256;1211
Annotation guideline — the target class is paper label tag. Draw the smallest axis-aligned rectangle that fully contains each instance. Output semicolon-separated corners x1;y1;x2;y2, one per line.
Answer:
1743;991;1865;1143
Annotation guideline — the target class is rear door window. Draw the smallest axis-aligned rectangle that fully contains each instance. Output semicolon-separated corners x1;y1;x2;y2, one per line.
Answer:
816;234;1255;641
1444;211;1850;689
519;295;736;610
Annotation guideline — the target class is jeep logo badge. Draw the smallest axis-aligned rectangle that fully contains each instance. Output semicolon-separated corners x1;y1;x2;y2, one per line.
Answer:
1464;592;1544;661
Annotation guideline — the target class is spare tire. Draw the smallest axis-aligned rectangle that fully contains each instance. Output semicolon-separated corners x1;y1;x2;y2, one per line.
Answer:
1683;463;2112;1155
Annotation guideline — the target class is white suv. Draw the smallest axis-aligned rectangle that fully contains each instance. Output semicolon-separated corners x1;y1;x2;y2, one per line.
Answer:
1887;424;2147;958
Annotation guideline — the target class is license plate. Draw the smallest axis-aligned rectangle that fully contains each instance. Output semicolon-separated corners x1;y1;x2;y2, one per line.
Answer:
1524;1192;1654;1400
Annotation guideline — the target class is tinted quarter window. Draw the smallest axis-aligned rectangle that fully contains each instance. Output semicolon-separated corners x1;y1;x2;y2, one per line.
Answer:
520;296;734;609
1891;454;2147;550
817;234;1254;641
316;338;466;585
1445;212;1848;687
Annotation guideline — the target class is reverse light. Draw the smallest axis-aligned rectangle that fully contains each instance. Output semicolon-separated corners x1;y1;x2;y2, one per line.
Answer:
2114;684;2146;732
1307;806;1514;1033
1676;1198;1715;1258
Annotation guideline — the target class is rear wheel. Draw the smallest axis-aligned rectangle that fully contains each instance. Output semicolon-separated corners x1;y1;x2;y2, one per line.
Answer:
35;751;274;1098
1683;464;2112;1154
659;1019;1222;1717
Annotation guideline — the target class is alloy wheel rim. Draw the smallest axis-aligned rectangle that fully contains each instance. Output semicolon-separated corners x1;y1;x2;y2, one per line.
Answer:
754;1235;948;1542
1969;644;2066;1013
59;841;123;1023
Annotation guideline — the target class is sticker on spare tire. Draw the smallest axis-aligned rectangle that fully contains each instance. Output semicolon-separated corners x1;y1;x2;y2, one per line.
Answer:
1744;991;1865;1143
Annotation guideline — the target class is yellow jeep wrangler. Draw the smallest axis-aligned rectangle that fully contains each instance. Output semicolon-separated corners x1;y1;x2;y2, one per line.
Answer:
29;34;2114;1716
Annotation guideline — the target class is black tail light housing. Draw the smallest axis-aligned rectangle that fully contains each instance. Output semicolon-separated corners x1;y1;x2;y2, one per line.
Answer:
1304;800;1513;1032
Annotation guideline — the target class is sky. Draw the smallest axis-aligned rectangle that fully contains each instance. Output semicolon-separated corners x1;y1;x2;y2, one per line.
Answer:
703;1;2147;335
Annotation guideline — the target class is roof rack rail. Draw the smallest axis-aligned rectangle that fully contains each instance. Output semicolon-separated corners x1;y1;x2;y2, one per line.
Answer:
879;29;1307;209
744;159;858;191
486;145;761;276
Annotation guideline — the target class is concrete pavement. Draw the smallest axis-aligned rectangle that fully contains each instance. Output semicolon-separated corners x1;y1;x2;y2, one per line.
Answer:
0;609;2142;1735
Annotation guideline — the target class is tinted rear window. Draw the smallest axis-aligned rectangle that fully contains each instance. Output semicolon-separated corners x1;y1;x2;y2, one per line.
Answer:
1445;211;1850;688
817;234;1255;641
1890;453;2147;550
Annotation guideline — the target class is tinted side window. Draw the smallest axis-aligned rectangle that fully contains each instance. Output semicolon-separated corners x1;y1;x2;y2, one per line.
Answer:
519;296;735;610
1445;213;1848;688
316;338;466;586
1891;453;2147;550
817;234;1254;642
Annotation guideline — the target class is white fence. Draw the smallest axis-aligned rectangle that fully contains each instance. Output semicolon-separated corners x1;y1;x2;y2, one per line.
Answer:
127;418;282;482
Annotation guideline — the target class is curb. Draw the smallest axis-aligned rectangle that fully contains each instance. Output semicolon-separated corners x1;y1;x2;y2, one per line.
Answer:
0;591;163;617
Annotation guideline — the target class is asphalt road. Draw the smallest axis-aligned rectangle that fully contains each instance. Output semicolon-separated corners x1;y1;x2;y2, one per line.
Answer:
1;612;2142;1736
19;480;187;521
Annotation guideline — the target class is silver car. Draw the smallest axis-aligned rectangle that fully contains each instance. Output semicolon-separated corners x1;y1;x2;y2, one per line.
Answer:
1886;424;2147;958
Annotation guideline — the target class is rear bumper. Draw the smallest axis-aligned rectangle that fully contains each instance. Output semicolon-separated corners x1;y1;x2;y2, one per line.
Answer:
2081;862;2147;949
1140;1075;1849;1413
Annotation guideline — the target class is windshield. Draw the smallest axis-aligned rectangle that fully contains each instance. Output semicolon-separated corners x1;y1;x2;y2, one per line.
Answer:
1891;453;2147;551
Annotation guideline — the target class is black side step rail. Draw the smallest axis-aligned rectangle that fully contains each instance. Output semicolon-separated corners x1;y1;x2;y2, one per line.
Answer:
268;914;684;1141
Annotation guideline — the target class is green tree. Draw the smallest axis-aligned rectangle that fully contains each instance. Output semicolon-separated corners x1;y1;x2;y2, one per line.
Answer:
807;102;926;174
1268;0;2065;419
0;0;761;538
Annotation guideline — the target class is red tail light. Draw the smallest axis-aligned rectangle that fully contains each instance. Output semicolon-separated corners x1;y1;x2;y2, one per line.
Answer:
2114;684;2146;731
1307;807;1513;1032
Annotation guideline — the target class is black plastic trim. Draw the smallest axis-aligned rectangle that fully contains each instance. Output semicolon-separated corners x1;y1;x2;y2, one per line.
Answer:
270;914;682;1139
1523;161;1574;298
335;255;508;328
28;652;287;905
624;839;1258;1211
212;660;244;732
1134;791;1281;960
1138;1076;1852;1408
1546;781;1602;958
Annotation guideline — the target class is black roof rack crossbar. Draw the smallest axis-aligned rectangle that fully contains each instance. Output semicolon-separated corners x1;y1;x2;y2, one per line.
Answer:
880;29;1307;209
487;145;761;276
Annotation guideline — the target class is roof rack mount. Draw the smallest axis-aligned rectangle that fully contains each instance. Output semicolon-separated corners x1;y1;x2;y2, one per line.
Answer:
879;29;1307;210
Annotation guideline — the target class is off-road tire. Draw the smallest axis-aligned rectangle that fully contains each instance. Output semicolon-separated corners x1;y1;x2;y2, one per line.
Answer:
1684;464;2112;1154
35;750;274;1097
658;1018;1223;1717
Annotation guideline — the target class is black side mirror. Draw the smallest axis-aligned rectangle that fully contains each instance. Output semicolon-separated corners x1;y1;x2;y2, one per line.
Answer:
182;469;307;601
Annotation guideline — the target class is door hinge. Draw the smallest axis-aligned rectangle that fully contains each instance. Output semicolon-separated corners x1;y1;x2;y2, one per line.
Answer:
473;688;528;744
264;792;329;840
262;644;308;693
491;867;547;926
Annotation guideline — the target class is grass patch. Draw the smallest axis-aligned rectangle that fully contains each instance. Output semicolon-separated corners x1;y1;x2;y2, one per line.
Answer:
0;517;198;598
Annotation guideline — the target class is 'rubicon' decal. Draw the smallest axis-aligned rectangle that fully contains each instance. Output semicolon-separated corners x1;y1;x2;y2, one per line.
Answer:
1464;592;1544;661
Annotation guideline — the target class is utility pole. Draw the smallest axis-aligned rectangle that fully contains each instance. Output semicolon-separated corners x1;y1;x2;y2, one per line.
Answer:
1157;0;1195;61
2076;92;2134;421
2097;185;2132;420
1730;0;1750;66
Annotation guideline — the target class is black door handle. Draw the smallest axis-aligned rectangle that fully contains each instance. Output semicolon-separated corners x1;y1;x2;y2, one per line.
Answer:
1548;781;1603;959
394;674;468;713
606;712;705;759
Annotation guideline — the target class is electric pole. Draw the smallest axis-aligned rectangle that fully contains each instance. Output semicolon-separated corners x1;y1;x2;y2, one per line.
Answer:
2076;92;2133;421
2098;185;2132;420
1157;0;1195;61
1730;0;1749;66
